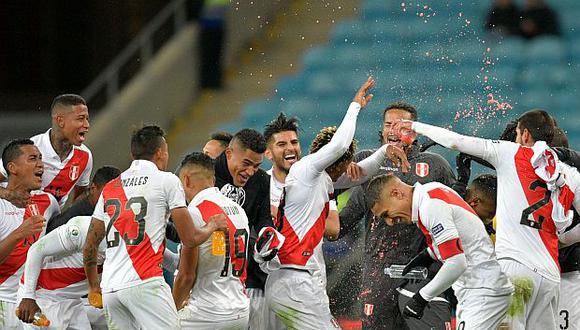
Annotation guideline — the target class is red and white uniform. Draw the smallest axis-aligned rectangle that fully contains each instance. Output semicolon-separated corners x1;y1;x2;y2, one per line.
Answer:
0;129;93;208
264;102;388;330
19;216;105;329
178;187;250;329
412;182;513;329
0;192;59;329
412;122;580;329
92;159;185;330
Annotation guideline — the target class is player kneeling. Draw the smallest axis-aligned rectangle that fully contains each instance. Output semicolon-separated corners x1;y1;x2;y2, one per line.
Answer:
173;152;250;330
368;175;513;330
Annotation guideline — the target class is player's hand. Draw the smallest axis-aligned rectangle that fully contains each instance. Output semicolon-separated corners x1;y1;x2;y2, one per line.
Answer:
352;77;375;108
2;189;31;208
16;298;41;323
346;163;367;181
455;153;472;185
403;292;428;319
385;145;411;173
209;214;228;232
17;215;45;239
402;249;434;276
88;290;103;309
391;119;417;145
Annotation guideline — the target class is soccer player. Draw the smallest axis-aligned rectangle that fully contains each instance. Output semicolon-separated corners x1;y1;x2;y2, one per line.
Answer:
464;174;497;226
212;128;272;329
393;110;580;329
83;125;227;330
338;102;456;330
203;131;233;159
172;152;250;329
0;139;60;328
367;174;513;329
0;95;92;208
263;77;409;329
45;166;121;233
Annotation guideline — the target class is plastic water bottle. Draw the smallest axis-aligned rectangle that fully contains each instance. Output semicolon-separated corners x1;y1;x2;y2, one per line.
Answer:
15;308;50;327
384;264;428;280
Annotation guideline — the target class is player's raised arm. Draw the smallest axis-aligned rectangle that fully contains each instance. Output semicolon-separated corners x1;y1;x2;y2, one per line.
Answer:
392;120;502;168
305;77;375;174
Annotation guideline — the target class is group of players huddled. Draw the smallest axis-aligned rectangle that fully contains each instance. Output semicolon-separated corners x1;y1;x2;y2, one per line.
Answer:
0;77;579;330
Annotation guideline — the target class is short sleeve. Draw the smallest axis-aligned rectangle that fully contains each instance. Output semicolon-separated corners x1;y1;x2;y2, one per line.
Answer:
77;149;93;187
164;173;187;210
92;193;107;222
188;206;205;228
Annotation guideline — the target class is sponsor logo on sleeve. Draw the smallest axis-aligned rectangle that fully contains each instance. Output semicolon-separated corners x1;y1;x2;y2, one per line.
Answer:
432;223;445;237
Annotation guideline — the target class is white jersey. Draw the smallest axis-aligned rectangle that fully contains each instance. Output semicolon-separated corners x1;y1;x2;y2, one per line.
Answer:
0;192;59;303
20;216;106;300
413;122;580;283
412;182;512;294
93;159;186;293
0;129;93;208
277;102;387;271
186;187;250;320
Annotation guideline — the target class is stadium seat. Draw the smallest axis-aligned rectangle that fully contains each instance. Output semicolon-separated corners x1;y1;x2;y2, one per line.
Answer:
524;36;568;65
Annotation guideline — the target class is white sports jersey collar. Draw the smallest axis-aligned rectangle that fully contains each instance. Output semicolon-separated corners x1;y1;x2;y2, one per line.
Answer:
411;182;425;224
128;159;159;172
37;129;74;162
191;187;221;205
267;167;285;189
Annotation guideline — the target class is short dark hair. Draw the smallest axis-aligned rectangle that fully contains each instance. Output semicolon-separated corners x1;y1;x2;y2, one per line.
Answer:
517;109;555;144
131;125;166;160
231;129;267;154
2;139;35;176
499;120;518;142
51;94;87;114
366;174;399;209
550;127;569;148
92;166;121;186
178;152;215;174
210;131;233;148
468;174;497;206
309;126;356;171
263;113;299;145
383;101;418;121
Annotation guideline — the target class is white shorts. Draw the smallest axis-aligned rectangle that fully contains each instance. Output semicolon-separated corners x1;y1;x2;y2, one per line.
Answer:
83;298;107;330
103;278;179;330
178;303;249;330
265;269;340;330
0;300;23;330
21;296;90;330
247;288;271;330
499;259;559;330
558;271;580;330
455;288;512;330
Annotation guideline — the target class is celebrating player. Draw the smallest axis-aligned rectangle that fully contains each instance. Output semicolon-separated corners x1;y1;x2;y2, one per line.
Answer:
367;174;513;329
0;95;92;208
203;131;233;159
83;125;227;330
0;139;60;328
173;152;250;329
393;110;580;329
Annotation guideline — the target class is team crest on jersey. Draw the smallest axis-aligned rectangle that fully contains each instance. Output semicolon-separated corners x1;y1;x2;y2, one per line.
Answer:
415;162;429;177
69;165;80;181
27;203;39;216
220;184;246;206
364;303;374;316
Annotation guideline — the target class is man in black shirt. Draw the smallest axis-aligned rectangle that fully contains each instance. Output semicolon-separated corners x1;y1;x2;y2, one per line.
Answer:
46;166;121;233
213;128;272;329
339;102;456;330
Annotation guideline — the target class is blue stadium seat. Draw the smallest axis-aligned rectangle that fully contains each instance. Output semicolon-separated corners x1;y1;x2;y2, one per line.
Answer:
524;36;567;65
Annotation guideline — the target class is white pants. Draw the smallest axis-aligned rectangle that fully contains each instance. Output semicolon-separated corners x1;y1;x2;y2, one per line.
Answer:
265;269;340;330
103;278;179;330
82;298;107;330
178;303;249;330
558;271;580;330
499;259;559;330
455;288;512;330
0;300;23;330
22;296;90;330
248;288;268;330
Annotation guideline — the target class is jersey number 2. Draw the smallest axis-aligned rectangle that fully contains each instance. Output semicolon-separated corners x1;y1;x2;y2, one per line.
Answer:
220;229;248;278
104;197;148;248
520;180;551;230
